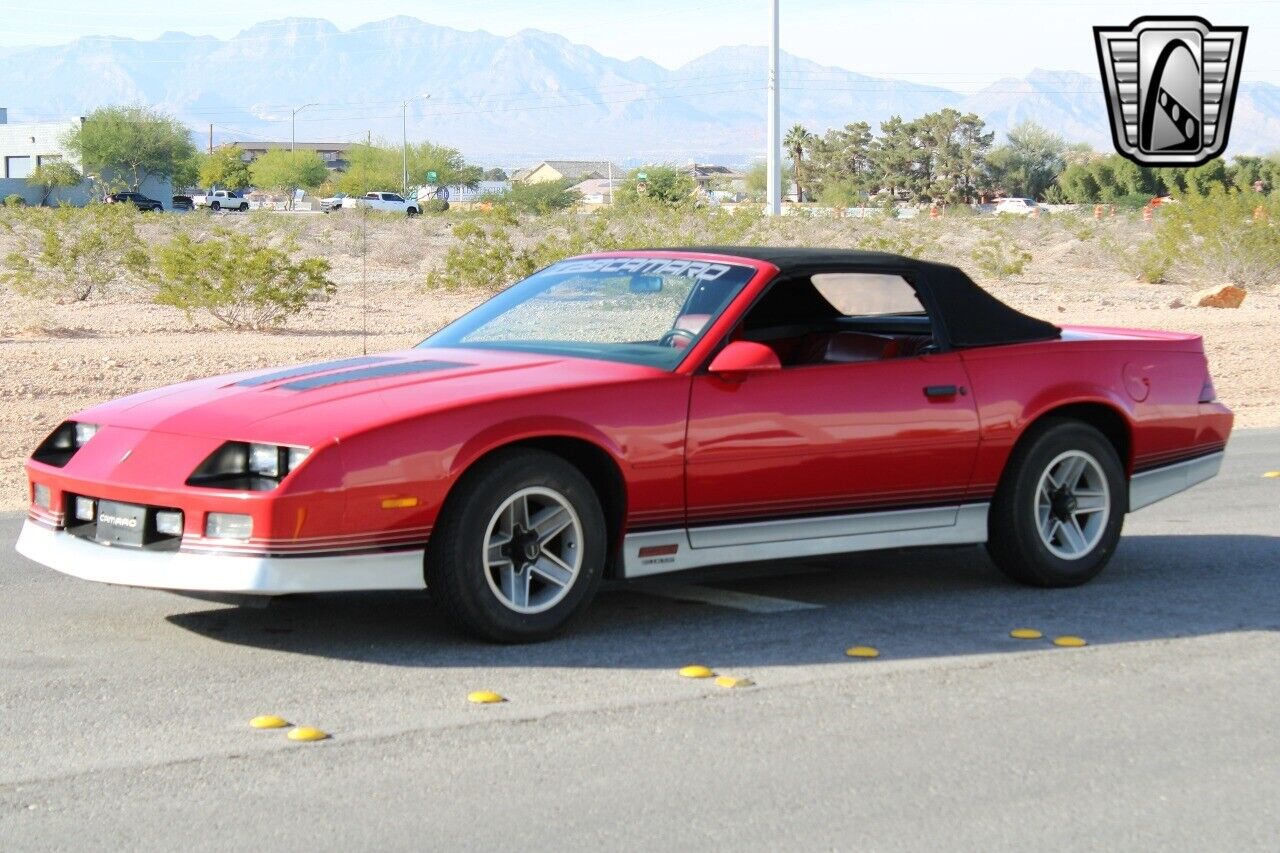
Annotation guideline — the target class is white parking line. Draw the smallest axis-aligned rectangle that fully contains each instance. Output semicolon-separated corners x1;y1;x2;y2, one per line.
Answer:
636;583;823;613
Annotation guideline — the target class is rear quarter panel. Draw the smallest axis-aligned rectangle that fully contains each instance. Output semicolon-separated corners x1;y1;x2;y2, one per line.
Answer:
960;330;1232;499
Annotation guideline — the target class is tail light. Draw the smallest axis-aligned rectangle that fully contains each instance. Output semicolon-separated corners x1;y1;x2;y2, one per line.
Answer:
1199;378;1217;403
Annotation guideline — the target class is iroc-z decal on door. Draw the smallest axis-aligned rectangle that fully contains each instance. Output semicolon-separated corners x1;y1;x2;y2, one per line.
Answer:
1094;16;1247;167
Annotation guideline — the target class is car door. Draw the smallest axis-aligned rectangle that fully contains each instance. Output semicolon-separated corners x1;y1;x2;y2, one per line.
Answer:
683;271;981;549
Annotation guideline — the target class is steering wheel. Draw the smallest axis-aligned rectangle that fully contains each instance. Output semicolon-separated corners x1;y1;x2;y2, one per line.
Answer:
659;328;697;349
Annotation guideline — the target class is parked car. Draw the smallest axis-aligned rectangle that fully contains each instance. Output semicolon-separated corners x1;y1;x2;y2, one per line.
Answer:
16;248;1232;642
171;195;194;212
192;190;249;212
346;191;421;216
319;192;347;213
104;191;163;212
994;197;1046;216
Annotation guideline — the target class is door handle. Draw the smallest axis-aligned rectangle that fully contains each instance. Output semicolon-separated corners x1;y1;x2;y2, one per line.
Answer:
923;384;960;399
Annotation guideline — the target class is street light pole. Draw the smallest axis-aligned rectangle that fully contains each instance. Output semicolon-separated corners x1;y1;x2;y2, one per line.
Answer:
402;94;431;197
766;0;782;216
291;103;317;154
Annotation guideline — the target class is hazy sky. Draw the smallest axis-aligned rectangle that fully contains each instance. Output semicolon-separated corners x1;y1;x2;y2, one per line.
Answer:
1;0;1276;88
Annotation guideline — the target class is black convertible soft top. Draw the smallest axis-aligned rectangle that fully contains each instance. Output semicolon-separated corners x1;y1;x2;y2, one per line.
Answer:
676;246;1061;349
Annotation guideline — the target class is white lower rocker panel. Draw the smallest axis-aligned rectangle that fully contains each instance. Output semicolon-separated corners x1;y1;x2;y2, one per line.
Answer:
15;521;426;595
623;503;990;579
1128;451;1224;511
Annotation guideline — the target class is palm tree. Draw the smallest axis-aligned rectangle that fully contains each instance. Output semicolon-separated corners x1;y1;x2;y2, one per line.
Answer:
784;124;816;202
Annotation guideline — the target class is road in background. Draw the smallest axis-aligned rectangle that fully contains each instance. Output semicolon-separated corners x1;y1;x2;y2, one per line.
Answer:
1;431;1277;850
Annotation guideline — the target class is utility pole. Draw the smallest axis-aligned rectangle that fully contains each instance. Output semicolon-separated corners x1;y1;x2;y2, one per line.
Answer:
291;103;317;154
402;94;431;197
766;0;782;216
208;124;213;155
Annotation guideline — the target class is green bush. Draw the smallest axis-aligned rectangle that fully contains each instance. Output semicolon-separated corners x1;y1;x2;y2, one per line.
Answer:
1156;189;1280;288
854;227;937;260
144;229;335;329
422;198;450;214
1;204;146;301
426;221;532;292
489;180;579;215
1104;235;1173;283
970;231;1032;279
4;194;26;207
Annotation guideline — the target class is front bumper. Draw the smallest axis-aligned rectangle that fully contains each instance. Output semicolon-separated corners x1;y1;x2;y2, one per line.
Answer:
15;520;426;595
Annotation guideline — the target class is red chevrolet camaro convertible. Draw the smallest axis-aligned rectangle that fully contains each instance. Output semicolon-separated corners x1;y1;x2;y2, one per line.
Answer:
18;248;1232;641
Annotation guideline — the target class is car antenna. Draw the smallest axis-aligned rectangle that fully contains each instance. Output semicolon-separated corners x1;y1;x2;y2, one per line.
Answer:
361;129;370;356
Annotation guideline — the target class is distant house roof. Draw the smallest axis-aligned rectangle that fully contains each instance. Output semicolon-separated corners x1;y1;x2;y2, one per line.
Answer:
568;177;625;203
229;141;350;154
522;160;625;183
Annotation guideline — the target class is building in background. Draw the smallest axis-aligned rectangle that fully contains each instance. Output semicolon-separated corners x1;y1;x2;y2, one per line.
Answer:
516;160;624;185
568;177;625;206
0;109;173;207
229;141;351;172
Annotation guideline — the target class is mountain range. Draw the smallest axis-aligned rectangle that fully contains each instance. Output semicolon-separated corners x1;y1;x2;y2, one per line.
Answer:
2;16;1278;167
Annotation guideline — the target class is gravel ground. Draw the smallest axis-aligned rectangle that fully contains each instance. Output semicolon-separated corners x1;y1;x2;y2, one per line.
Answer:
1;211;1275;510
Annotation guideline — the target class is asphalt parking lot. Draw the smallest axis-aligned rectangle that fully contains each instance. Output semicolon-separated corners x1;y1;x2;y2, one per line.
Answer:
2;431;1278;851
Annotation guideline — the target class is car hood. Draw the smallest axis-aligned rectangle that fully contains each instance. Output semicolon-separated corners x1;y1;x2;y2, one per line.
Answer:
75;348;665;447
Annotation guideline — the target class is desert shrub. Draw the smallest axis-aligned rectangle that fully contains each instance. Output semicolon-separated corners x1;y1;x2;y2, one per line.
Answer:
1103;235;1174;283
426;220;532;291
4;194;26;207
1156;189;1280;288
854;226;938;260
422;198;450;214
425;206;765;291
143;229;335;329
0;203;146;301
970;229;1032;279
490;180;578;215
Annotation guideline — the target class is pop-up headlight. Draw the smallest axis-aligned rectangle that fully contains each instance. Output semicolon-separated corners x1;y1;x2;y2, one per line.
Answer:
32;421;100;467
187;442;312;491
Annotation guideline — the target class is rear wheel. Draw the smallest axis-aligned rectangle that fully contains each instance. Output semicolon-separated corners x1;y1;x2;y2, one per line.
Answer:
210;201;220;211
426;448;606;642
987;420;1125;587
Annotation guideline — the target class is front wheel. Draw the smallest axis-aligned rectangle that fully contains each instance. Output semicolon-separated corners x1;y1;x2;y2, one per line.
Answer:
987;420;1126;587
210;201;220;211
406;207;419;217
425;448;607;642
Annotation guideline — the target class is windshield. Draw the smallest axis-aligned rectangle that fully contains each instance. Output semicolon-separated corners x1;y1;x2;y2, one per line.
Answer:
420;256;757;368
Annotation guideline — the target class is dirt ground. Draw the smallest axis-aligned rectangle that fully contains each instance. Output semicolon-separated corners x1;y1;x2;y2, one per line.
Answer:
2;211;1276;510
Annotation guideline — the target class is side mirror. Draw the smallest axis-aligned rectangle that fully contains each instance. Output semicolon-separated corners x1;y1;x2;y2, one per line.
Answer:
707;341;781;378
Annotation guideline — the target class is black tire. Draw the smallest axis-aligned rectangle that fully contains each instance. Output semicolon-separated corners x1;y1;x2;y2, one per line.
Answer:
406;207;419;217
210;201;220;211
426;448;607;643
986;419;1126;587
239;203;248;211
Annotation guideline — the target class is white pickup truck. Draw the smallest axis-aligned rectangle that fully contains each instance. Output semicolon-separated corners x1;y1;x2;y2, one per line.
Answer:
192;190;249;212
343;191;421;216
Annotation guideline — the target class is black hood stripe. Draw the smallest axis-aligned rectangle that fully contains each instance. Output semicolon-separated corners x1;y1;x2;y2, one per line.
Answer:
280;360;469;390
234;356;394;387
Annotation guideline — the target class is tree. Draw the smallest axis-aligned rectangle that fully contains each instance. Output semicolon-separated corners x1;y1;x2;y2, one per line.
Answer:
482;167;508;182
615;165;696;208
493;179;580;214
784;124;817;201
742;158;793;202
26;160;82;206
338;141;482;196
198;146;252;191
249;150;328;208
64;105;196;191
985;121;1066;199
809;122;875;198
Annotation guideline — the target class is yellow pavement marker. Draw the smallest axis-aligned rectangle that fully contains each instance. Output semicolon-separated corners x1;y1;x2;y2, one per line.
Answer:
679;664;715;679
286;726;329;742
1263;471;1280;478
714;675;754;689
467;691;506;704
1053;635;1088;648
845;646;880;659
1009;628;1043;640
249;715;289;729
